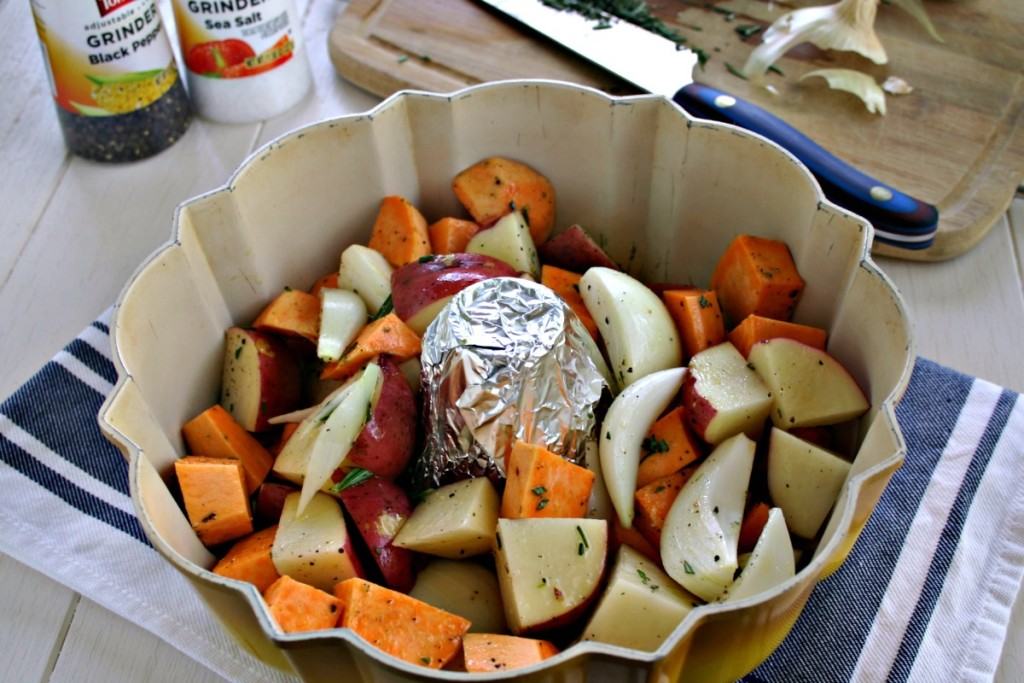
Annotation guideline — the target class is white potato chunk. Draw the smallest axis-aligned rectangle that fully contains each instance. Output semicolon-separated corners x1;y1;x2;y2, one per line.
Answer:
579;267;682;390
466;211;540;277
393;478;499;558
768;428;852;539
339;244;393;313
599;367;687;527
410;560;507;633
583;546;699;651
720;507;795;602
684;342;773;445
661;433;755;601
494;518;607;634
748;338;869;428
271;492;362;591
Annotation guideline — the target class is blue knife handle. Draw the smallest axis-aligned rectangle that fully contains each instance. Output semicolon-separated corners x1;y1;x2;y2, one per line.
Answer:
673;83;939;250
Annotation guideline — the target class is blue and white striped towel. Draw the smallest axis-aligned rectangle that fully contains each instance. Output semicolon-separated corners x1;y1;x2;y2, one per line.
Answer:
1;312;1022;682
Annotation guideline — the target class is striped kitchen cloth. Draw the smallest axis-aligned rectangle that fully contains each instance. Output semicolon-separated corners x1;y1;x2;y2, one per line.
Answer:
1;312;1022;683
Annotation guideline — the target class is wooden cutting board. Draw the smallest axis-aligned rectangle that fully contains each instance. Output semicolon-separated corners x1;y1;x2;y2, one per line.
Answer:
329;0;1024;261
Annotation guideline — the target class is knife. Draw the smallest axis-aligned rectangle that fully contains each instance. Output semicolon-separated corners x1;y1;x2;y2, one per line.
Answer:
477;0;939;250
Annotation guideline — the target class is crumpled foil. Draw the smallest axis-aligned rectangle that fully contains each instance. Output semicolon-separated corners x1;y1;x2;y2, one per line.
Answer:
414;277;610;488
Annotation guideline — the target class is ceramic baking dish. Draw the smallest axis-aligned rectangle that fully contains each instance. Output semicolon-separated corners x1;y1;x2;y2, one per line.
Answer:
98;80;913;682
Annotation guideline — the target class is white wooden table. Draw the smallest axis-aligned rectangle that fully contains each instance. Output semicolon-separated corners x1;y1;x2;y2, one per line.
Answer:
1;0;1021;680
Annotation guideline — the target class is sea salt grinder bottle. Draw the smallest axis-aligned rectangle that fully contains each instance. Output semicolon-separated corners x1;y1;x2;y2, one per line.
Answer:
170;0;313;123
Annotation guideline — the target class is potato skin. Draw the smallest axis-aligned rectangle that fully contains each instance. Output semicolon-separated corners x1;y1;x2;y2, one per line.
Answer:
339;477;415;592
390;253;517;322
343;356;418;479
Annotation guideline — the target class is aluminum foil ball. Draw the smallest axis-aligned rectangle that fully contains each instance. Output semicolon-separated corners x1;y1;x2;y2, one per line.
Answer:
414;277;611;488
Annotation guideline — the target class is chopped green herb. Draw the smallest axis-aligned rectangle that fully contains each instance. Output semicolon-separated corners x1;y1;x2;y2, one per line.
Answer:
578;542;586;555
368;295;394;322
768;64;785;76
642;436;670;455
537;577;547;588
330;468;373;493
725;62;748;80
683;560;695;575
532;486;548;496
521;206;531;226
536;498;550;511
698;294;712;309
654;485;666;493
397;55;409;63
576;525;590;549
539;0;688;48
735;24;762;39
417;255;434;263
693;47;711;68
637;568;650;584
420;54;432;63
420;657;431;664
412;488;434;503
365;401;374;424
234;346;243;360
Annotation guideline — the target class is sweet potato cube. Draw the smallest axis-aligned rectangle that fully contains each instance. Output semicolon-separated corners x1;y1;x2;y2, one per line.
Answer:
501;441;595;519
636;407;702;488
541;265;598;339
181;405;273;493
334;578;471;669
738;502;771;553
175;456;253;546
253;289;320;344
634;471;692;547
728;314;827;358
611;518;661;564
213;526;280;592
663;289;726;359
710;235;805;324
320;313;421;381
309;272;339;298
368;196;431;267
452;157;556;244
428;217;480;254
264;575;340;633
463;634;559;673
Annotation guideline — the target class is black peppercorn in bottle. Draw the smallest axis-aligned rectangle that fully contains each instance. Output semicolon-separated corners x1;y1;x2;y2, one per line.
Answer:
30;0;191;162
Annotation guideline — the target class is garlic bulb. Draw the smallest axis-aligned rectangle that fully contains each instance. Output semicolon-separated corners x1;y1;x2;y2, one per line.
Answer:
800;69;887;115
742;0;887;82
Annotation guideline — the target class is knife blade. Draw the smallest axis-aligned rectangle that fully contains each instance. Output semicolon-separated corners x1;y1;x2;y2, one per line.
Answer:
477;0;939;250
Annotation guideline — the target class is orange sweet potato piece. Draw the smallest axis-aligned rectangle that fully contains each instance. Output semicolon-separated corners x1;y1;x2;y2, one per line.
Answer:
320;313;421;381
636;407;702;488
428;217;480;254
182;405;273;493
463;634;559;673
634;470;693;547
541;265;598;339
213;526;280;592
738;502;771;553
272;422;300;456
264;575;340;633
452;157;556;244
309;272;339;298
368;196;431;267
175;456;253;546
710;235;805;324
728;314;827;358
501;441;595;519
334;578;471;669
663;289;726;359
611;517;661;564
252;289;320;344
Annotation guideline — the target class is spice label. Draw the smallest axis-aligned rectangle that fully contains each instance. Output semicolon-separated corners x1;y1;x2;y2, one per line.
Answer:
31;0;178;116
172;0;299;80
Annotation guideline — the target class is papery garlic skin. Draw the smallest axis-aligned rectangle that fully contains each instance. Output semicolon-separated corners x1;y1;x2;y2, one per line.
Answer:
742;0;887;82
800;69;888;115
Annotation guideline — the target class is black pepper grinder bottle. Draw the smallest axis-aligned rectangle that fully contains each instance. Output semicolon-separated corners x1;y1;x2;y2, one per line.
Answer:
30;0;192;162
